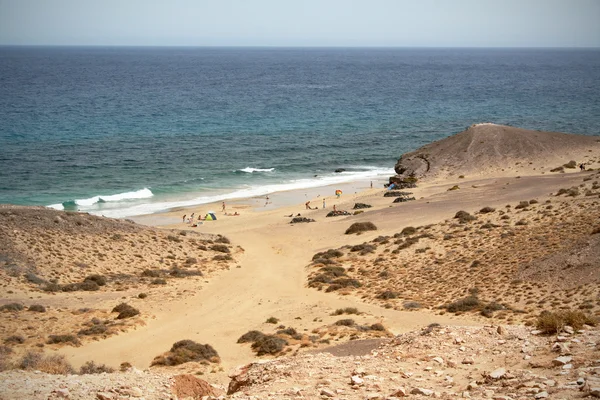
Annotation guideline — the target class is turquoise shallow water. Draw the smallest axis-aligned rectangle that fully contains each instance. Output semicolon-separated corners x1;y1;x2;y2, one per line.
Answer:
1;47;599;217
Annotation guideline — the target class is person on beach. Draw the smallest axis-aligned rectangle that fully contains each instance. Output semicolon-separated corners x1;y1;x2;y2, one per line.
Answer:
322;198;326;209
370;181;373;189
580;163;586;171
305;201;311;210
182;214;186;223
190;212;195;222
222;202;226;213
265;195;269;206
333;205;337;212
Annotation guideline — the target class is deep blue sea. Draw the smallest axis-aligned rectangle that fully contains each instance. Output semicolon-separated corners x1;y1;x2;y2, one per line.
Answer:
1;47;599;217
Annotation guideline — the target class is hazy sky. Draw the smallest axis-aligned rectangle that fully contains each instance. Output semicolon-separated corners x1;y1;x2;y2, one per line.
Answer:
1;0;599;47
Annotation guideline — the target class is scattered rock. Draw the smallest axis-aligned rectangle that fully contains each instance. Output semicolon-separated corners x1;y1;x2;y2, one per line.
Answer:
410;387;434;396
552;356;572;366
488;368;506;380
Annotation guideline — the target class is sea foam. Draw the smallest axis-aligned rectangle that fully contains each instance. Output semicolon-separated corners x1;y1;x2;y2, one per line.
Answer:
86;167;394;219
238;167;275;173
48;188;153;211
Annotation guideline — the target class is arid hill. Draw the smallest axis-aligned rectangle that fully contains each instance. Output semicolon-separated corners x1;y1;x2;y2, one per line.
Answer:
0;205;240;356
394;123;600;181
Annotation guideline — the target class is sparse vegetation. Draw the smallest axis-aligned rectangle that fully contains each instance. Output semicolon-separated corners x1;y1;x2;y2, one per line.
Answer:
47;334;81;346
251;335;288;356
17;351;75;375
79;360;115;374
0;303;24;312
151;340;220;366
332;307;360;315
111;303;140;319
536;310;597;334
28;304;46;312
345;222;378;235
265;317;279;324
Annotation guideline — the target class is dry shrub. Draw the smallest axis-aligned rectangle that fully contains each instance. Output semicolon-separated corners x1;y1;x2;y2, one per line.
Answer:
446;296;481;313
345;222;377;235
78;323;108;336
400;226;417;235
152;340;220;366
47;334;81;346
237;330;266;343
370;323;385;331
312;249;344;261
142;269;161;277
479;206;496;213
0;303;24;312
4;335;25;345
403;301;422;310
251;336;288;356
454;211;476;223
563;160;577;169
28;304;46;313
332;307;360;315
334;319;355;326
111;303;140;319
536;310;597;334
18;351;75;375
0;345;12;372
84;274;107;286
515;201;529;209
377;291;399;300
210;244;230;253
79;360;115;374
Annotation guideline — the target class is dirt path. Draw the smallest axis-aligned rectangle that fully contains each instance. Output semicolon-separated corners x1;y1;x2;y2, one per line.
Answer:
59;219;475;384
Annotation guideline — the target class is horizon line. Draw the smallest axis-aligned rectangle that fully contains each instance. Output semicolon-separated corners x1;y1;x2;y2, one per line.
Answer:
1;44;599;50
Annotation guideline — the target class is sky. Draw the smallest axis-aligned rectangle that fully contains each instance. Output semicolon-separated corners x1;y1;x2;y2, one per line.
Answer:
0;0;599;47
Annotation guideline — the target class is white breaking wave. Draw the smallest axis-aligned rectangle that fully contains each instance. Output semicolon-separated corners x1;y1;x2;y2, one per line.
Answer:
47;188;153;211
89;167;394;219
239;167;275;173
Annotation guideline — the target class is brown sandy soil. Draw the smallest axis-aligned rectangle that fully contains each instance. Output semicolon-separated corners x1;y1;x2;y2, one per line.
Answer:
1;124;599;399
0;207;239;359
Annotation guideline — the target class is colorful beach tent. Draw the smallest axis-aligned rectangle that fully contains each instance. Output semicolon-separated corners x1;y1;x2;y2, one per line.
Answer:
205;213;217;221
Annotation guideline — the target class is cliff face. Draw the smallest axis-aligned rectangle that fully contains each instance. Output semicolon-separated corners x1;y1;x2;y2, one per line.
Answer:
393;123;600;181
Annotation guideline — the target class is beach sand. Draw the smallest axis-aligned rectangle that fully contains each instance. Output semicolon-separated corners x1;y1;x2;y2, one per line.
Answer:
1;124;599;398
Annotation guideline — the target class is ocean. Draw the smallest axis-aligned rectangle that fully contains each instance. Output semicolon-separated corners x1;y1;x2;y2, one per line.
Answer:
1;47;599;218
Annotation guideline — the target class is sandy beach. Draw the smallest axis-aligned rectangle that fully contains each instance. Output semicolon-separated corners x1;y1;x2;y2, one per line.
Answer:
1;124;600;399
